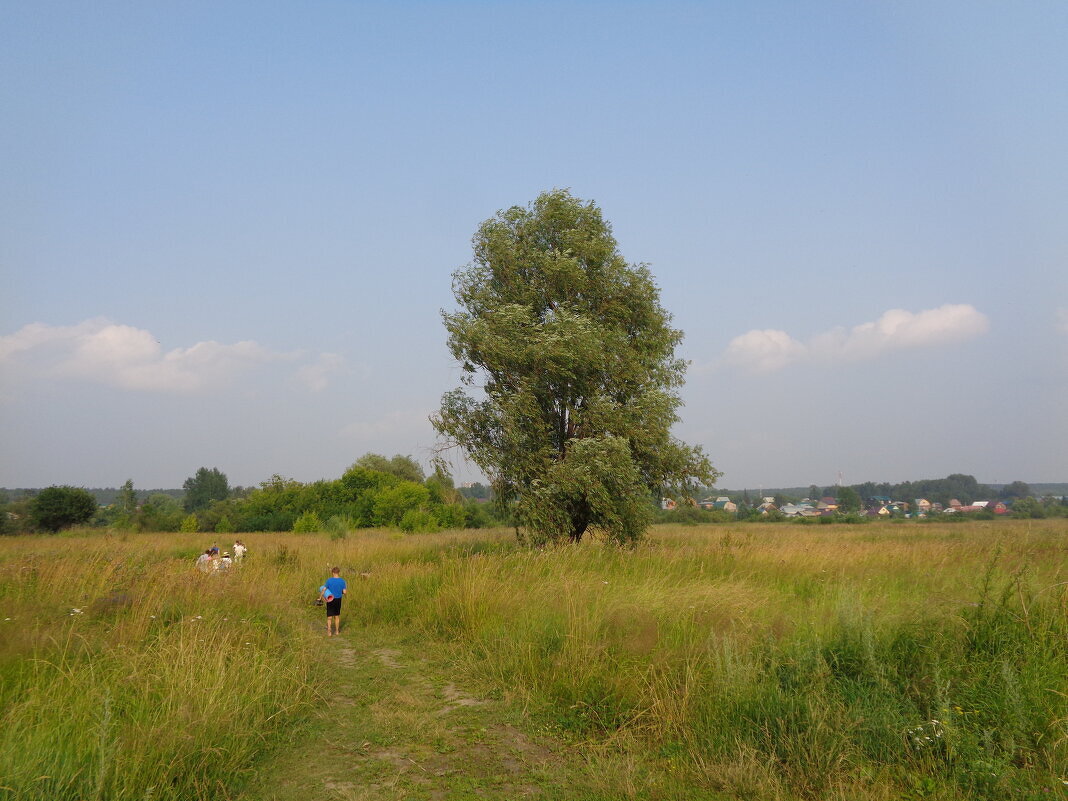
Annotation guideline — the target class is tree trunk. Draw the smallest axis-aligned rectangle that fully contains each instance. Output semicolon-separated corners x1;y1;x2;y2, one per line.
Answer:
568;502;590;543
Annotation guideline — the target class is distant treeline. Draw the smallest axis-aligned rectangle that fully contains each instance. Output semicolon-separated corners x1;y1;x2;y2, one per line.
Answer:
4;471;1065;536
718;475;1066;506
0;455;509;535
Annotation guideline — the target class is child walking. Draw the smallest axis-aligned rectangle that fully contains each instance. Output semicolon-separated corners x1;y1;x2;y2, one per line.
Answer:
319;566;347;636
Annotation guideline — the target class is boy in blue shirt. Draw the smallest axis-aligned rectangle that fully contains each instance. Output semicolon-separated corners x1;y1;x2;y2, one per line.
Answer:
319;567;347;636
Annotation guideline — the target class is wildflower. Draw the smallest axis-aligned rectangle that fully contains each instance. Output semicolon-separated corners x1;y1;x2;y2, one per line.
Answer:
70;608;83;615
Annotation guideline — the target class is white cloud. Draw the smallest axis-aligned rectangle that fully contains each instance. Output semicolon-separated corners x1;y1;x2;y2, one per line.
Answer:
0;318;333;393
721;328;807;372
294;352;345;392
721;304;990;373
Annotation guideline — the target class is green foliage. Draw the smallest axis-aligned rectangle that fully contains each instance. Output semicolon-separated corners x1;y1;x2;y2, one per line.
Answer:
399;509;441;533
291;510;324;533
182;466;230;512
836;485;862;512
373;481;431;527
214;514;235;533
1010;497;1045;518
29;486;98;532
435;503;468;530
999;480;1031;500
433;189;717;545
324;515;350;540
179;513;198;533
136;493;184;532
117;479;137;514
352;453;425;483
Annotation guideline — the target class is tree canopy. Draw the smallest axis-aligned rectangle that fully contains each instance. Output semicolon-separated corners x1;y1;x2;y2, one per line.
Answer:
183;467;230;512
433;189;716;545
30;486;98;532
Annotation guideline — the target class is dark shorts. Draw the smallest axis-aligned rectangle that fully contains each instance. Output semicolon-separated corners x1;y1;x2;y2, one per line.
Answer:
326;597;342;616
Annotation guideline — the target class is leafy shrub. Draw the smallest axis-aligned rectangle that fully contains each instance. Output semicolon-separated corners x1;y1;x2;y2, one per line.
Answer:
30;486;98;532
435;504;467;530
373;482;431;527
179;514;198;533
292;511;323;533
324;515;350;540
400;509;441;533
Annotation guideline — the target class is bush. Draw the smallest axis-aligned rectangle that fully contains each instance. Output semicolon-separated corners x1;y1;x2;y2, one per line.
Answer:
435;504;468;530
324;515;350;540
671;506;709;526
29;486;98;532
373;482;431;527
179;514;199;533
292;511;324;533
399;509;440;533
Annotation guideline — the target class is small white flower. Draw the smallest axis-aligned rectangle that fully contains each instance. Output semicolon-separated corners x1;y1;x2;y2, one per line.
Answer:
70;608;83;615
150;615;156;619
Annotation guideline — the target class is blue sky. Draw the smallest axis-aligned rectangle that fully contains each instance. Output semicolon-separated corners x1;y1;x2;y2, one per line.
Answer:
2;1;1065;490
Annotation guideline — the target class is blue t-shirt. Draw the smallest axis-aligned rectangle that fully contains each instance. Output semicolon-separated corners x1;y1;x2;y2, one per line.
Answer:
324;576;346;600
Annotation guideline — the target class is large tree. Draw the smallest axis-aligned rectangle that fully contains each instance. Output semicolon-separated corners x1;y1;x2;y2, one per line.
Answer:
433;189;717;545
183;467;230;512
30;486;98;532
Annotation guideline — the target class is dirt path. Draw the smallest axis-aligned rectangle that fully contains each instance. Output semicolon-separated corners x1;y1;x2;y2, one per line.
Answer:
239;628;573;801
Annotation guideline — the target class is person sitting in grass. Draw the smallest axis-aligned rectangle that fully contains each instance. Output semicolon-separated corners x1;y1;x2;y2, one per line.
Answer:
196;549;213;573
318;566;347;636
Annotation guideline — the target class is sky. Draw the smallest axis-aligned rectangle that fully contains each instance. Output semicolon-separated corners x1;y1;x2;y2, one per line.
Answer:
2;1;1066;491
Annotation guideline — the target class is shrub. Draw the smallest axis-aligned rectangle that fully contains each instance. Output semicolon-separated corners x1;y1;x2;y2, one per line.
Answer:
435;504;468;530
324;515;350;540
292;511;323;533
400;509;441;533
179;514;199;533
373;482;431;527
29;486;98;532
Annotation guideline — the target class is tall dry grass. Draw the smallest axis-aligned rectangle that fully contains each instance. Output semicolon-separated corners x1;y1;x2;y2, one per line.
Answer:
409;521;1068;799
1;521;1065;800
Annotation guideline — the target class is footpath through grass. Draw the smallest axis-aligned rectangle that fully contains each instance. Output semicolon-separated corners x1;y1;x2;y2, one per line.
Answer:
241;624;690;801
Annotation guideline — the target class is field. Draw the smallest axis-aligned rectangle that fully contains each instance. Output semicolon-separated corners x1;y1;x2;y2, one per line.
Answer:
0;520;1065;800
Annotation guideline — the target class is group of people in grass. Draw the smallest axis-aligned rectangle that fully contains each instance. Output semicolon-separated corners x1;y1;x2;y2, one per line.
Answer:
195;540;247;573
192;540;346;636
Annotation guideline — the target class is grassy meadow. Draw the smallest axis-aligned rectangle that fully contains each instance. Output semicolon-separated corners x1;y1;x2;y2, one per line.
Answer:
0;519;1065;800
